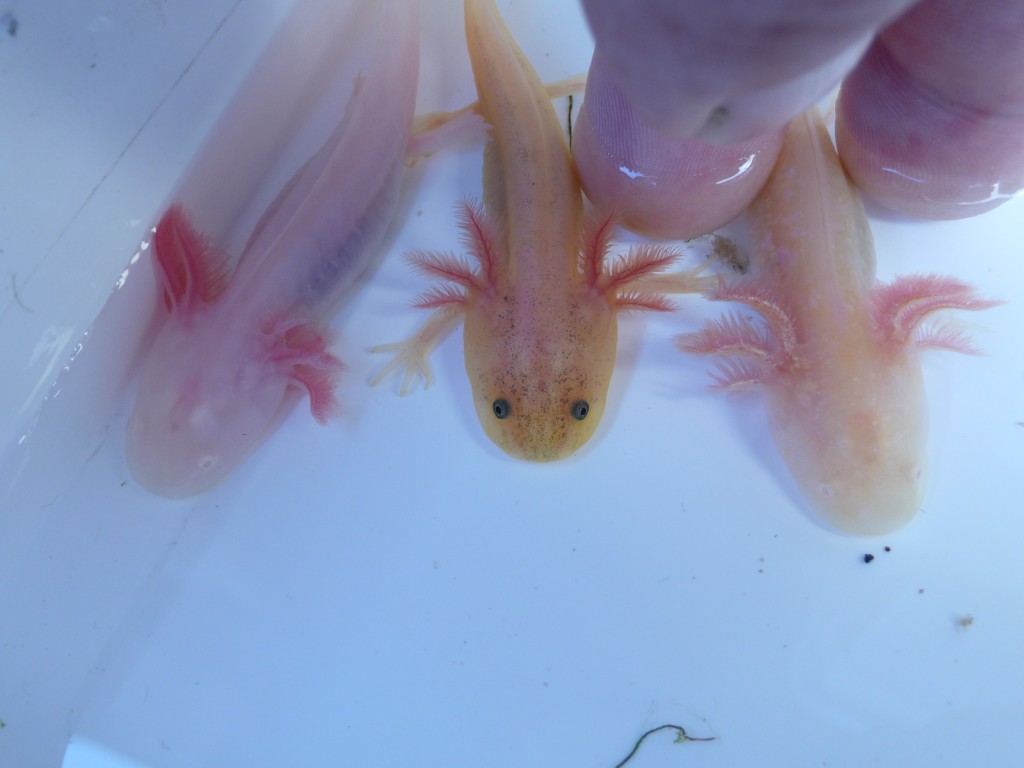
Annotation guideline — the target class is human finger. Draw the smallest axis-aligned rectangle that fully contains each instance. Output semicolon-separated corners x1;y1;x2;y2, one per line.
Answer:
572;51;783;239
579;0;917;143
836;0;1024;219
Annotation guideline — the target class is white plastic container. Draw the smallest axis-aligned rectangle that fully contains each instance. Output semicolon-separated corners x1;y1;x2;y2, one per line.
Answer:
2;1;1023;766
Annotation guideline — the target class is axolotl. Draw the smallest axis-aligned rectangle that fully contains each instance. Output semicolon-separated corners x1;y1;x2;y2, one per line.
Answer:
677;107;998;535
126;0;419;498
374;0;678;461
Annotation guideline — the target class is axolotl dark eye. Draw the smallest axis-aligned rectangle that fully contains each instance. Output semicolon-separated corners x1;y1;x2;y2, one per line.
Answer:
571;400;589;420
492;398;511;419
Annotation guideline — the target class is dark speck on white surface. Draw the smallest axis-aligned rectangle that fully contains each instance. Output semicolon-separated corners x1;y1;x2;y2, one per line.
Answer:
1;12;16;38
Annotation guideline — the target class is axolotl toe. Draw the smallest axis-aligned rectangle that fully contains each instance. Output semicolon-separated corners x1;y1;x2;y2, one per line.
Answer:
678;108;999;535
373;0;677;461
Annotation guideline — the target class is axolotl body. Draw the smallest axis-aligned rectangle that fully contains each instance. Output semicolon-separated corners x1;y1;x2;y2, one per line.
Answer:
126;0;419;498
679;108;998;535
375;0;677;461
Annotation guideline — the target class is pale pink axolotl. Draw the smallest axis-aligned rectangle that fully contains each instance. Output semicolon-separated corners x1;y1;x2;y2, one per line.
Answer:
373;0;678;461
126;0;419;498
677;108;999;535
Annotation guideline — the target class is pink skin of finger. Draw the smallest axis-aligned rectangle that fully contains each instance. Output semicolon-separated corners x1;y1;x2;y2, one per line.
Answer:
571;52;784;240
578;0;917;142
836;0;1024;219
572;0;916;239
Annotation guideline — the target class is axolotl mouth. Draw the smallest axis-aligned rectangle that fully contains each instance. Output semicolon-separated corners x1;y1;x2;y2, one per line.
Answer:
468;379;607;462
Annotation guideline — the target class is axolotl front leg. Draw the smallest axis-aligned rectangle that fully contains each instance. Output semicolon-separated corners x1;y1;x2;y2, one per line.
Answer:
371;204;681;395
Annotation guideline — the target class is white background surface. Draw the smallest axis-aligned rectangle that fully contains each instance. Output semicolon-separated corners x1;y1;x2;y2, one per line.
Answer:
2;0;1023;766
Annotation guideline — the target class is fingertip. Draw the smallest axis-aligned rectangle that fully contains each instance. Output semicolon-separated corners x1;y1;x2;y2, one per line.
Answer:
574;54;784;239
836;39;1024;220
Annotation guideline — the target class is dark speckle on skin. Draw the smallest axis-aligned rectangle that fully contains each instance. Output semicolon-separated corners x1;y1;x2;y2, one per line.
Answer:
711;234;749;274
704;105;729;131
2;12;17;38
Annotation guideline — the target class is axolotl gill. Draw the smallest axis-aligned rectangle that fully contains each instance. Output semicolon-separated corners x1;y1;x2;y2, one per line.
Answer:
677;107;998;536
374;0;678;462
126;0;419;498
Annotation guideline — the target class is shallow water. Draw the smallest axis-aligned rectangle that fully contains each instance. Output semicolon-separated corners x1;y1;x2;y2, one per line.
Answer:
2;1;1023;766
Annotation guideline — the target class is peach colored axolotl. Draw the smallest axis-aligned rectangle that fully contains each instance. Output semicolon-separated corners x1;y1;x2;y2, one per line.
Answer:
373;0;678;461
126;0;419;498
678;107;999;535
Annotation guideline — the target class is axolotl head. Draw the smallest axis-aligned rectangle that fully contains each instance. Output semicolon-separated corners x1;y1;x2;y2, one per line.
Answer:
126;309;339;498
765;349;929;537
125;322;300;498
462;291;618;462
127;205;342;498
